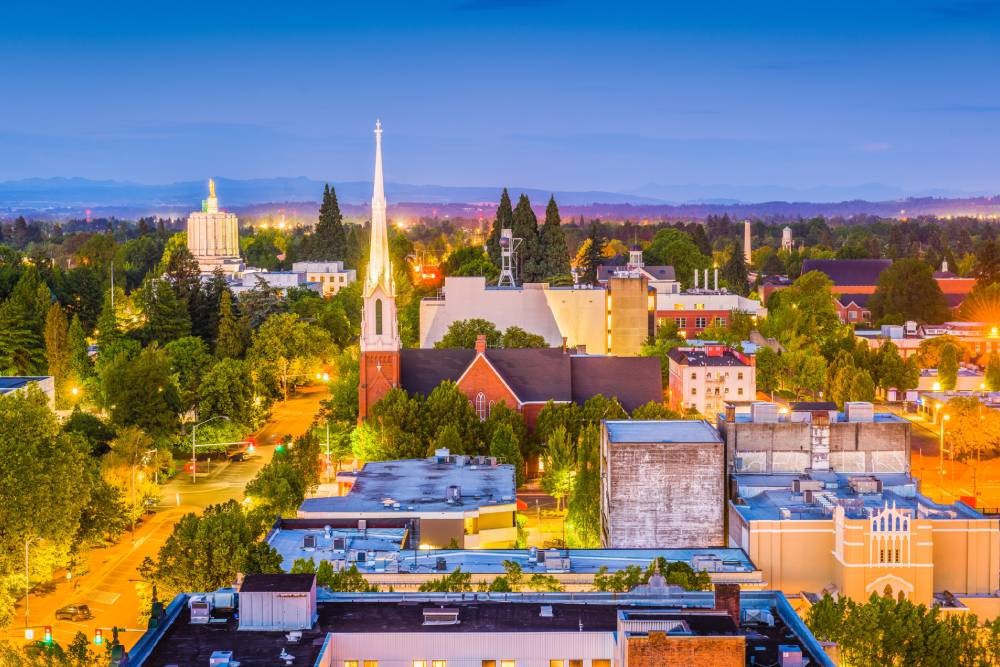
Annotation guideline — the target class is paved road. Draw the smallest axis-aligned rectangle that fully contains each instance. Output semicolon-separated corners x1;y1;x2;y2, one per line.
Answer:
8;385;329;649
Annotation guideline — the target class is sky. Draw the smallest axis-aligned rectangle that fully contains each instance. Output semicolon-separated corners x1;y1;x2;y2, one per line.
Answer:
2;0;1000;198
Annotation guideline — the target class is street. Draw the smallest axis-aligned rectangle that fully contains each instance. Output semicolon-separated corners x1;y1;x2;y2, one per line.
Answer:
8;384;328;650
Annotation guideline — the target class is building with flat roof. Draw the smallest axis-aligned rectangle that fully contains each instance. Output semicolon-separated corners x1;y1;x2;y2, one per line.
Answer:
134;588;834;667
291;260;357;297
729;471;1000;606
717;401;910;476
0;375;55;409
656;290;766;339
186;179;243;275
667;345;755;416
601;420;725;549
232;270;322;296
297;449;517;549
419;274;655;356
267;518;764;590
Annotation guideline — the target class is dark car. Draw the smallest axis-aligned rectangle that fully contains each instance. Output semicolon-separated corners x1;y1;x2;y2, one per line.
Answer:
230;451;249;462
55;604;92;621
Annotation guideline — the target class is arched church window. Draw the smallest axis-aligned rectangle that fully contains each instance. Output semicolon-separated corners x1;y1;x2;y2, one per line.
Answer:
375;299;383;336
475;392;488;421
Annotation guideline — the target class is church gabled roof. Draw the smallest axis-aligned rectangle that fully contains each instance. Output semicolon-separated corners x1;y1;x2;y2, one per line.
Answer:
399;348;662;411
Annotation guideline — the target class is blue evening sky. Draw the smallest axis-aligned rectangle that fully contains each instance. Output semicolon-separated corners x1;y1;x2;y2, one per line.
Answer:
1;0;999;196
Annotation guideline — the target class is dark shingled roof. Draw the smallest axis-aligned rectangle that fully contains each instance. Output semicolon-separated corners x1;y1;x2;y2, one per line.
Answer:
801;259;890;286
400;348;475;396
571;356;663;411
240;573;315;593
836;293;873;308
667;348;752;368
400;348;662;410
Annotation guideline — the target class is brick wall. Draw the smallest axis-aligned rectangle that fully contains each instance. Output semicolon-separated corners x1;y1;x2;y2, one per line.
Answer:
455;354;520;419
626;632;744;667
359;351;399;420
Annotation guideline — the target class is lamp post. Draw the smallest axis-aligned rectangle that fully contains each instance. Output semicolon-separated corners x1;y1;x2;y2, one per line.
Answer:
191;416;230;483
939;413;950;474
24;537;41;634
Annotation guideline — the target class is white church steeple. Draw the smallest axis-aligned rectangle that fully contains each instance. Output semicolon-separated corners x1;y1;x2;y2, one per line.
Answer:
360;119;401;354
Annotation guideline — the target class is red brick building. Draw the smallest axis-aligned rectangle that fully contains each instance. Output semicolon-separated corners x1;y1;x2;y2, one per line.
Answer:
358;122;663;429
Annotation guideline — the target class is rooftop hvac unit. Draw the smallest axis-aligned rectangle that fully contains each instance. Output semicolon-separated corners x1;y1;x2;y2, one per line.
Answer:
539;605;554;617
792;479;823;493
333;537;346;550
303;534;316;549
528;546;538;563
422;607;460;626
804;490;814;504
435;557;447;571
358;519;367;531
845;402;874;423
691;555;723;572
778;645;804;667
536;550;546;563
446;485;461;502
324;525;332;539
751;402;779;423
849;476;883;494
356;550;366;563
742;608;775;626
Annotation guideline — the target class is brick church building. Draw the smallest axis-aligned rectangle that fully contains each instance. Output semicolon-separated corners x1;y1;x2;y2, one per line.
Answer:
358;121;663;426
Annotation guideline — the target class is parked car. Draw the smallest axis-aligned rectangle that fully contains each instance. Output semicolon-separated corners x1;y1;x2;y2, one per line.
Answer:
230;451;249;462
55;604;92;621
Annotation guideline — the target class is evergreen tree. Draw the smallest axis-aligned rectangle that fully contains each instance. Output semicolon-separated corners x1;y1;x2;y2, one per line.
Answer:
938;343;959;390
489;423;524;487
310;184;348;260
0;268;46;374
538;196;571;279
190;269;229;345
721;243;749;295
576;223;606;285
987;353;1000;392
512;194;543;283
486;189;514;268
67;314;91;384
138;276;192;345
43;302;70;405
215;290;246;359
567;424;601;547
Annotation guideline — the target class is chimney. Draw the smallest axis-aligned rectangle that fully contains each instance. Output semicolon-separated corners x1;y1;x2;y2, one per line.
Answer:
714;583;741;625
693;269;698;289
475;334;487;354
725;403;736;423
562;336;568;354
577;344;587;355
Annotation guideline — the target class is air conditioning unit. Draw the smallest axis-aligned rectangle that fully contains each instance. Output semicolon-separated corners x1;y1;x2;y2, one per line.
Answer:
303;534;316;549
422;607;460;626
435;557;447;571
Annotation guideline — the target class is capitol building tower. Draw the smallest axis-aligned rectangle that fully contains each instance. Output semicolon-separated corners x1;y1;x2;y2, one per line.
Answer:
187;178;243;274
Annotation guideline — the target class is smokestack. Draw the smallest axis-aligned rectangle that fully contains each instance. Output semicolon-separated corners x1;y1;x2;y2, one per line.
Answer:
714;268;718;291
704;269;709;290
693;269;698;289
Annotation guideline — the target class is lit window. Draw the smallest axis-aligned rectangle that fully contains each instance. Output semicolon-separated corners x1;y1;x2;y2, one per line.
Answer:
475;392;488;421
593;662;611;667
849;310;857;321
375;299;383;336
550;662;565;667
500;662;516;667
413;662;427;667
364;662;379;667
482;662;497;667
432;662;447;667
569;661;583;667
674;303;684;310
345;662;358;667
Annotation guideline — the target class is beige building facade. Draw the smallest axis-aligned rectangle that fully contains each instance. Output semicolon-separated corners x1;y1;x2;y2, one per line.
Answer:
186;179;242;274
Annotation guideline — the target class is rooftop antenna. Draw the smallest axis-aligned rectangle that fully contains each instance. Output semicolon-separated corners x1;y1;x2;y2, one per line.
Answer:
497;228;523;288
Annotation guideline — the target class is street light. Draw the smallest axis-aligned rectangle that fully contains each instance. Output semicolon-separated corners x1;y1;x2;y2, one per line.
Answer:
939;413;951;473
191;416;230;483
24;536;41;635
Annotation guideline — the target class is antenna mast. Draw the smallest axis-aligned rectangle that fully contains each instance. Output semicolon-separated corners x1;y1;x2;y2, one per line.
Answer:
497;228;523;288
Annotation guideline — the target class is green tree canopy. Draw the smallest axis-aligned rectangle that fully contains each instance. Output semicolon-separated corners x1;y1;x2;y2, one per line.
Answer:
869;258;951;324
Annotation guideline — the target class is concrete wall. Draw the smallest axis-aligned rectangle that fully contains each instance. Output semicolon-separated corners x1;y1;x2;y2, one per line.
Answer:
719;419;910;474
608;276;649;357
602;428;725;548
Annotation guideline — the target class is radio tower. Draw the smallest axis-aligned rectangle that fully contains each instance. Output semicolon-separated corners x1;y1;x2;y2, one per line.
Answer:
497;228;523;287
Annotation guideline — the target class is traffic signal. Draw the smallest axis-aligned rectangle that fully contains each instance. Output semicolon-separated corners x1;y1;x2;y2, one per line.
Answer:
275;442;285;453
247;437;255;453
94;628;103;645
43;626;52;644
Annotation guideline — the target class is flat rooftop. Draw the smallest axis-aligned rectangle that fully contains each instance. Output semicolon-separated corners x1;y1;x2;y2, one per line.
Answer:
605;419;722;443
0;376;49;391
727;411;907;424
142;593;830;666
265;528;759;577
298;455;516;516
732;472;984;522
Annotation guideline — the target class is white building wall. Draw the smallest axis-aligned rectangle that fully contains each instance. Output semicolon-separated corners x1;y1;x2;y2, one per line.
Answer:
656;292;766;317
238;590;316;631
320;631;616;667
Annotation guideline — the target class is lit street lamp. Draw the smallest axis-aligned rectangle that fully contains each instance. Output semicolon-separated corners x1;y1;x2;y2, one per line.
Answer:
191;415;230;483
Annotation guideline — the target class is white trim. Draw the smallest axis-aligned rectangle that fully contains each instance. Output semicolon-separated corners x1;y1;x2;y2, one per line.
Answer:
752;528;835;534
454;353;524;406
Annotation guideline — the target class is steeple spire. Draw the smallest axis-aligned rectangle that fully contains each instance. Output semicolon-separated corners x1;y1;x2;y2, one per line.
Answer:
365;119;393;296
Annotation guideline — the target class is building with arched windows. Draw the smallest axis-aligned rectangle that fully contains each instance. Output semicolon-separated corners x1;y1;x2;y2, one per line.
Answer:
728;472;1000;608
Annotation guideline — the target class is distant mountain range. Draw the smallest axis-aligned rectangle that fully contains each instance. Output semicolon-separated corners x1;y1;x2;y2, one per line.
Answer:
1;177;998;221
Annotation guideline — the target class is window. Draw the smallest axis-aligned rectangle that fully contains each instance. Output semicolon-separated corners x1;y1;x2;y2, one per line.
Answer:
365;663;379;667
675;317;687;328
569;661;583;667
345;662;358;667
413;662;427;667
849;310;857;321
375;298;383;336
432;662;447;667
695;317;707;328
738;388;744;396
706;372;712;379
690;372;697;379
715;317;725;326
691;387;697;395
593;662;611;667
550;662;565;667
475;392;488;421
737;372;743;380
482;663;497;667
500;662;516;667
674;303;684;310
